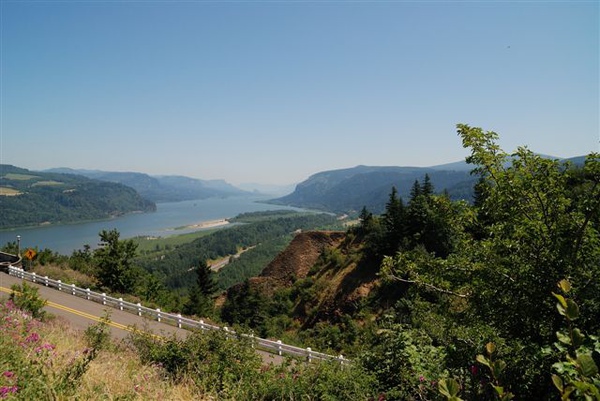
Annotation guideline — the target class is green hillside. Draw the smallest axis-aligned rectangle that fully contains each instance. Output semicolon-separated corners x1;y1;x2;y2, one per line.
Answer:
268;165;477;214
0;165;156;229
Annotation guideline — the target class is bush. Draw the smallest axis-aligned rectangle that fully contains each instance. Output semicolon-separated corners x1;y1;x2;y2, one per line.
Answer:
9;281;47;319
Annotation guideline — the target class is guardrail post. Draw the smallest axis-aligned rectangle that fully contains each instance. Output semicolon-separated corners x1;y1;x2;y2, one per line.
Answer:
102;293;107;305
277;340;283;356
223;326;230;339
32;272;37;283
71;284;76;295
86;288;91;300
177;314;182;328
199;319;205;330
44;276;49;286
118;298;124;311
338;355;345;366
58;280;62;291
137;303;142;316
250;332;255;348
156;308;161;322
306;347;312;363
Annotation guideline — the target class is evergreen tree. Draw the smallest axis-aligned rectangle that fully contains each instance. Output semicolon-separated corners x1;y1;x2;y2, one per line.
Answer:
183;259;215;317
421;173;434;197
382;187;405;254
220;280;269;333
409;180;421;200
358;206;374;233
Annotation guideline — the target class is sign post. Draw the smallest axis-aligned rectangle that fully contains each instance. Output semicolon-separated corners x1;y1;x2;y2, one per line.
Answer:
23;249;36;271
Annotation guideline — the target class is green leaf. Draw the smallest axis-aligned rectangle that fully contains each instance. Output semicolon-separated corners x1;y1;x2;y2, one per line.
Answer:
492;360;507;378
553;292;567;310
565;299;580;320
476;354;490;367
577;354;599;377
572;328;585;348
557;331;572;346
551;374;563;392
486;342;496;355
558;279;571;293
438;378;461;398
561;385;575;401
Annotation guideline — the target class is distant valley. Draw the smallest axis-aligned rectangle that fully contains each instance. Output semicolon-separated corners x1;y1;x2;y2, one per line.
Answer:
2;155;584;229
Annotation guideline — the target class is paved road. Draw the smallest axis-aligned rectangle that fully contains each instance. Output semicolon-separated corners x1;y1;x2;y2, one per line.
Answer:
0;273;281;364
0;272;188;340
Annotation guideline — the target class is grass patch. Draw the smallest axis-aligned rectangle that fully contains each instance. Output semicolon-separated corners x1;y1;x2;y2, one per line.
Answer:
0;187;21;196
3;173;40;180
32;180;64;187
132;230;218;254
33;264;98;289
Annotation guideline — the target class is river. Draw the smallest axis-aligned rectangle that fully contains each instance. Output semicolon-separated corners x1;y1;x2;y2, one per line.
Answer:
0;196;301;255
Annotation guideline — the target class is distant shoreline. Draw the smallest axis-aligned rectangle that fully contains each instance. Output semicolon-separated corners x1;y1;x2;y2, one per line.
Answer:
173;219;230;231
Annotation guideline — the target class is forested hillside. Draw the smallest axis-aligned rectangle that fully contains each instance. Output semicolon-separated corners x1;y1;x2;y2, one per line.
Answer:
0;165;156;229
268;164;477;214
269;156;586;215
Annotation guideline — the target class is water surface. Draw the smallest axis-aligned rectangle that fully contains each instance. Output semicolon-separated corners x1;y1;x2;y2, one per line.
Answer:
1;196;299;255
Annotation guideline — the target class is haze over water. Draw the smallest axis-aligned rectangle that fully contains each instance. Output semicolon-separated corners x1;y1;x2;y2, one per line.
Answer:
0;196;302;255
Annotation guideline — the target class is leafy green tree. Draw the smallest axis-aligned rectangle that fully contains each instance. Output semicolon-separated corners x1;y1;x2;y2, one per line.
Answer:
457;124;600;343
94;229;138;293
380;124;600;399
69;244;95;274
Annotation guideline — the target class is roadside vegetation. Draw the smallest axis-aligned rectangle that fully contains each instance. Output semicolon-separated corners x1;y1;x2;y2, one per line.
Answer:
0;289;376;400
2;124;599;399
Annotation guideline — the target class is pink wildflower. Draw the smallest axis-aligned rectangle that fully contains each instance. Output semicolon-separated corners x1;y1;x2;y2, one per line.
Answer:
25;332;40;343
470;364;478;376
0;385;18;398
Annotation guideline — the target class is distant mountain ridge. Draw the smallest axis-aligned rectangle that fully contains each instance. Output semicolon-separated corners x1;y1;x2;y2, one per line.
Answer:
268;155;588;214
268;165;476;214
45;168;250;202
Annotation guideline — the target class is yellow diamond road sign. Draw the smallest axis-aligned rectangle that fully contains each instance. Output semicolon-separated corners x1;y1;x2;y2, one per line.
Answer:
24;249;36;260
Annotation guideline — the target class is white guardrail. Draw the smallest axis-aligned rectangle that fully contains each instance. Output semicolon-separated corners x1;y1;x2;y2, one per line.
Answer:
6;265;349;365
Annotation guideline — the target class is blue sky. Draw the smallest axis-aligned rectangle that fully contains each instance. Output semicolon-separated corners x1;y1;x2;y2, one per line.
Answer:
1;1;598;186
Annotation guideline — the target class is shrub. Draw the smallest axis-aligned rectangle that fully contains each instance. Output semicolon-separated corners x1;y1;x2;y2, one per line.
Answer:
9;281;47;319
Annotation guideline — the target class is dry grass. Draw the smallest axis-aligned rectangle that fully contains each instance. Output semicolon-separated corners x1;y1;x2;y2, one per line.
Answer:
33;265;97;289
39;315;207;400
0;187;21;196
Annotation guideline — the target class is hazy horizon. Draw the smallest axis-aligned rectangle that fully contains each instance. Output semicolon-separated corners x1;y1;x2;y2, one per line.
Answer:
1;1;598;186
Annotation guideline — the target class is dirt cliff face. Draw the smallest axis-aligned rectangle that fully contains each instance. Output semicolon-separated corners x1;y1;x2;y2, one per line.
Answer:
261;231;345;282
246;230;380;326
246;231;345;296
